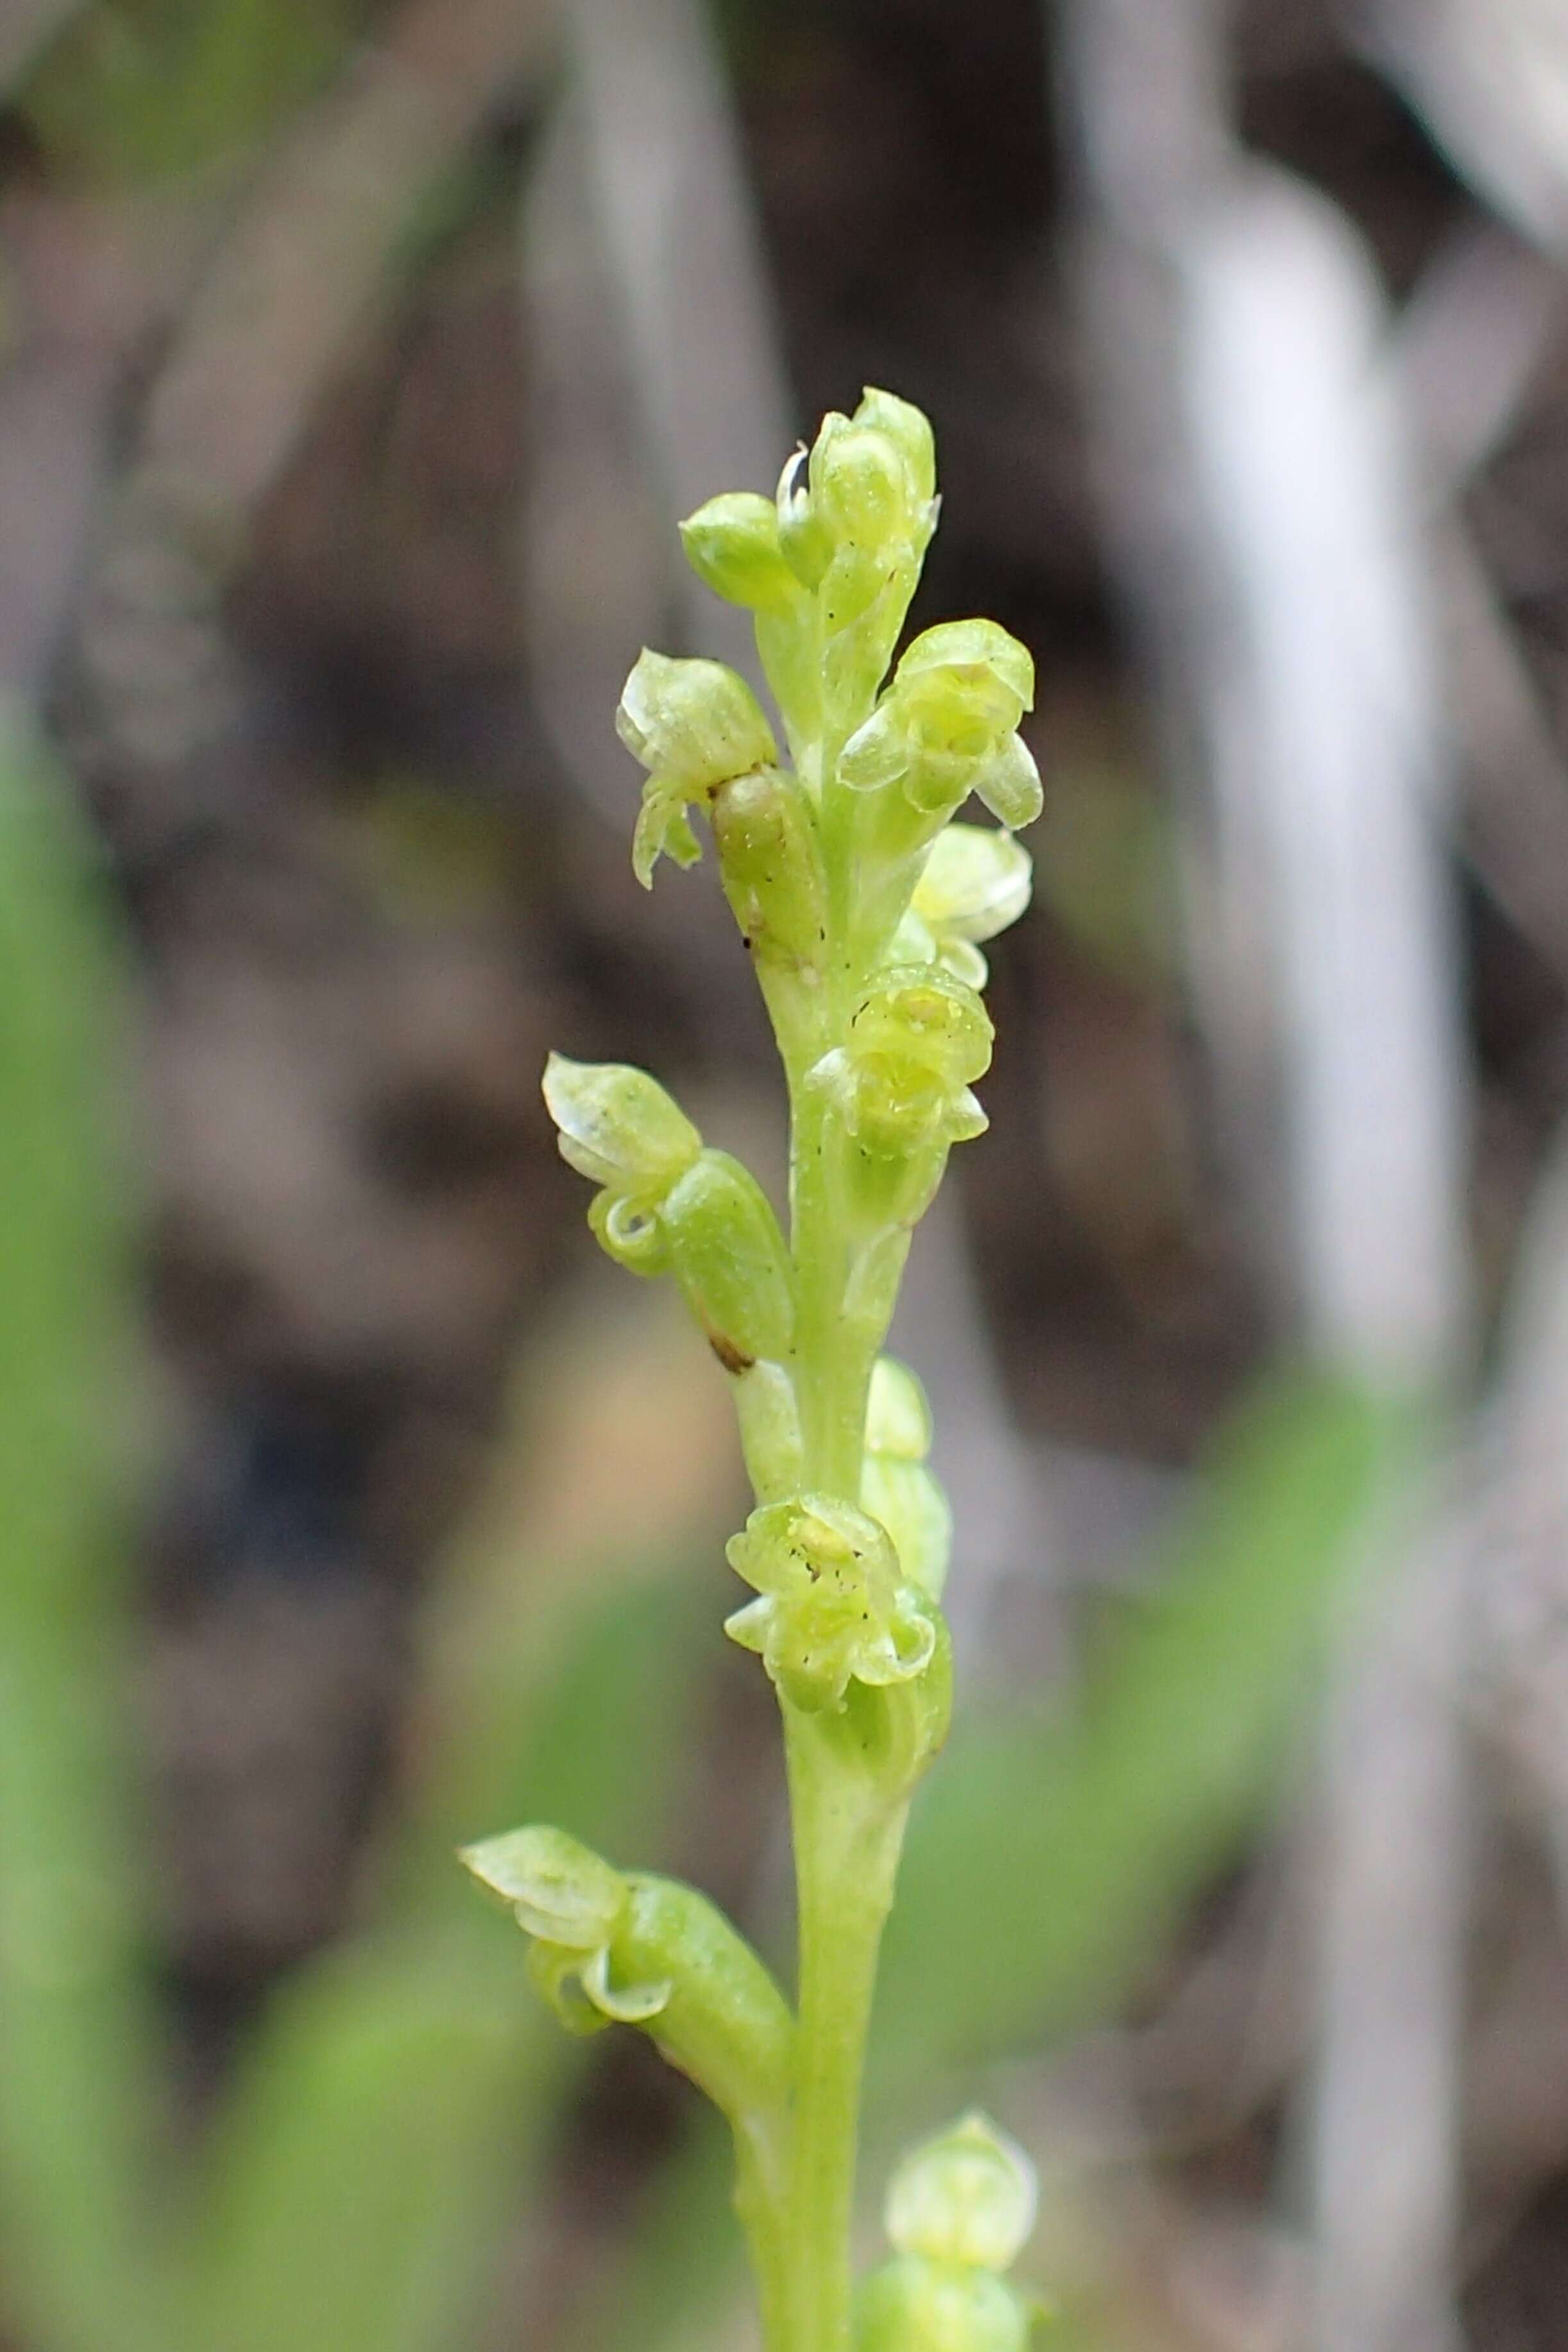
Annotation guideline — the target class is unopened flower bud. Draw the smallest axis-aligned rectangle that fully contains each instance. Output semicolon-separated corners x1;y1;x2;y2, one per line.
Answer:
661;1150;795;1370
734;1358;805;1501
542;1054;702;1195
865;1355;934;1459
855;2260;1032;2352
855;385;938;507
617;649;778;784
862;1362;950;1598
862;1456;952;1601
712;764;828;971
914;826;1034;944
887;2113;1038;2272
679;492;801;611
813;418;910;547
725;1494;936;1712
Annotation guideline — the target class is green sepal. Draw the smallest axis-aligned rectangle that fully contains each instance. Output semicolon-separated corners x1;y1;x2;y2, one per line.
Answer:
459;1823;626;1948
542;1053;701;1194
811;968;994;1195
967;735;1043;831
896;620;1034;722
854;385;938;506
851;967;993;1093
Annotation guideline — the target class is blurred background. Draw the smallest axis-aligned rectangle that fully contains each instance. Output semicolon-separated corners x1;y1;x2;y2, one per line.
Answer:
3;1;1568;2347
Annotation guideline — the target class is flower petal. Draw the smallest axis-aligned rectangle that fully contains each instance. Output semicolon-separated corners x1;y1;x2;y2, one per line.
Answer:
971;733;1043;831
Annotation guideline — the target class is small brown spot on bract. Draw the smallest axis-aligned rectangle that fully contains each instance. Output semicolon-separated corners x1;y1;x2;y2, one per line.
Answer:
708;1331;755;1376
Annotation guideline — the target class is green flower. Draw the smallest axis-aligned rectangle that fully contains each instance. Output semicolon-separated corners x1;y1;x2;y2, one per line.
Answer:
459;1827;793;2123
816;966;994;1159
616;649;780;886
840;620;1041;830
725;1494;937;1712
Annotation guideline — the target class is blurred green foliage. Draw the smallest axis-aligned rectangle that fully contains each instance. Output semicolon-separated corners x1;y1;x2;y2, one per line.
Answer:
0;709;166;2352
877;1370;1393;2071
20;0;373;183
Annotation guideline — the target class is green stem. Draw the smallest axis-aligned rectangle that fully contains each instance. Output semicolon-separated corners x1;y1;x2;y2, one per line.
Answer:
787;1069;871;1496
781;1709;907;2352
754;655;910;2352
735;2118;794;2352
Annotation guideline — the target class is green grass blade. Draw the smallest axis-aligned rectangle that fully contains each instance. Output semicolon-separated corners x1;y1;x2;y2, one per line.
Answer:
875;1370;1396;2072
0;712;169;2352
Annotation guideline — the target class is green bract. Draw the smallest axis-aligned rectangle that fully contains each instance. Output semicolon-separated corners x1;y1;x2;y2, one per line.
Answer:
712;762;828;974
662;1149;796;1368
471;392;1044;2352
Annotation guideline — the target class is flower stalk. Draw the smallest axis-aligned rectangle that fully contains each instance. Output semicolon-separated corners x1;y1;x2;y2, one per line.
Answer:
463;391;1045;2349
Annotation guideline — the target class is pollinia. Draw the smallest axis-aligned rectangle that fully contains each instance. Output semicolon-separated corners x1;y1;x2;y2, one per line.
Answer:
464;391;1045;2350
